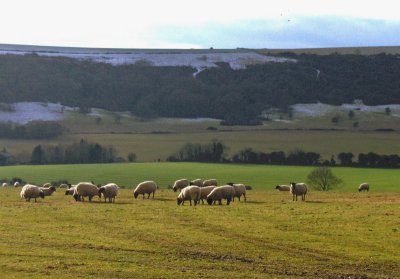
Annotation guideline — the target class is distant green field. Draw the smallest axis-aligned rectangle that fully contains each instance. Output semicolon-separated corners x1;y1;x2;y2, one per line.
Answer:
0;162;398;192
0;187;399;278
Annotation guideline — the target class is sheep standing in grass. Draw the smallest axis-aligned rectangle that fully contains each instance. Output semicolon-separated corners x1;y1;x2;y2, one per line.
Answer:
206;185;235;205
98;183;119;203
227;183;246;202
72;182;99;202
177;185;201;206
275;185;290;191
172;179;189;192
14;181;20;187
199;186;217;204
290;182;308;201
133;181;157;199
2;182;7;187
20;184;45;202
40;186;56;196
358;183;370;192
203;179;217;187
190;179;204;187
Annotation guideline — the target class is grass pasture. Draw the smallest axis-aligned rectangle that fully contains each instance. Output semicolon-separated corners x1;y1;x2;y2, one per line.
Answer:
0;163;399;277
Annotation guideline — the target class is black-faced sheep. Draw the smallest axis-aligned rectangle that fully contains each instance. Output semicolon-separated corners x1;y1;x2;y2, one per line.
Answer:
290;182;308;201
172;179;189;192
275;185;291;191
177;185;201;206
202;179;217;187
206;185;235;205
73;182;99;202
98;183;119;203
40;186;56;196
189;179;204;187
358;183;369;192
133;181;157;199
20;184;45;202
199;185;217;204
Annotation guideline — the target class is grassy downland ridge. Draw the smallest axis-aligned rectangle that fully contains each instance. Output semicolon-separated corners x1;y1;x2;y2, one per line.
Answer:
0;187;399;278
0;162;399;191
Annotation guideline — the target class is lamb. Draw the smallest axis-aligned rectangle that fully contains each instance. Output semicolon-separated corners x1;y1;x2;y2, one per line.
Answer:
177;185;201;206
133;181;157;199
189;179;204;187
275;185;291;191
199;185;217;204
227;183;246;202
290;182;308;201
358;183;370;192
20;184;45;202
40;186;56;196
72;182;99;202
206;185;235;205
98;183;119;203
202;179;217;187
172;178;189;192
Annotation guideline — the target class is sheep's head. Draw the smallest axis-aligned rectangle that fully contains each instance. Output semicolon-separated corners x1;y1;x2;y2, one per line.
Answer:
189;182;194;186
275;185;280;189
49;186;56;193
65;190;70;195
206;197;213;205
98;187;105;198
290;182;296;189
73;194;81;201
133;192;139;199
39;191;45;199
172;186;177;192
227;182;234;186
177;197;183;205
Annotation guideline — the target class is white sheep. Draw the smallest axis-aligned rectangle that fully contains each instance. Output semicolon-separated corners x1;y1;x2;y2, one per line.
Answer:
172;178;189;192
290;182;308;201
2;182;7;187
206;185;235;205
177;185;201;206
20;184;45;202
227;183;246;202
275;185;291;191
98;183;119;203
199;185;217;204
189;179;204;187
42;182;52;188
358;183;370;192
14;181;20;187
59;183;69;188
40;186;56;196
133;181;157;199
72;182;99;202
202;179;217;187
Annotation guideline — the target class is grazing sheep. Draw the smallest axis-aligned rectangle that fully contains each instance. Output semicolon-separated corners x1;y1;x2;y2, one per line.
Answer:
177;185;201;206
98;183;119;203
65;185;76;196
14;181;20;187
189;179;204;187
203;179;217;187
40;186;56;196
206;185;235;205
358;183;370;192
59;183;69;188
275;185;291;191
2;182;7;187
172;179;189;192
199;185;217;204
227;183;246;202
20;184;45;202
290;182;308;201
133;181;157;199
72;182;99;202
42;183;52;188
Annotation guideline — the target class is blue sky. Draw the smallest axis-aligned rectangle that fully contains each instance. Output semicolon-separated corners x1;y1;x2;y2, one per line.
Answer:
1;0;399;49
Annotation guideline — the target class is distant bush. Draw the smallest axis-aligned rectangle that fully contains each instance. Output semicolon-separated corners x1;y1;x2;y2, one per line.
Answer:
0;121;63;139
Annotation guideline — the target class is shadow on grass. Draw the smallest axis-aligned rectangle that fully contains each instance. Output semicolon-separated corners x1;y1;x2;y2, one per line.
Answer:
241;200;267;204
305;200;327;204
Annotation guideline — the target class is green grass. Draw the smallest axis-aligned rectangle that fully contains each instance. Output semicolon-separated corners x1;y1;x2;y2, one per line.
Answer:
0;162;399;192
0;185;399;278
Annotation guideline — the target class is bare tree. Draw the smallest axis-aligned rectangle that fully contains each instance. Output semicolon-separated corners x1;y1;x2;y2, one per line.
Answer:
307;167;342;191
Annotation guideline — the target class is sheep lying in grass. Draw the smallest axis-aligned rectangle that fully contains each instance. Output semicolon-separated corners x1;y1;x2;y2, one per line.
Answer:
172;179;189;192
72;182;99;202
134;181;157;199
40;186;56;196
275;185;291;191
290;182;308;201
206;185;235;205
190;179;204;187
177;185;201;206
203;179;217;187
199;186;217;204
20;184;45;202
98;183;119;203
358;183;370;192
227;183;246;202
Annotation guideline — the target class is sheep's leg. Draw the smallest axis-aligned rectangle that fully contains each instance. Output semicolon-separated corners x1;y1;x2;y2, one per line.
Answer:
152;191;155;198
147;193;151;199
244;193;247;202
218;199;222;205
142;194;145;199
227;198;231;205
189;199;192;206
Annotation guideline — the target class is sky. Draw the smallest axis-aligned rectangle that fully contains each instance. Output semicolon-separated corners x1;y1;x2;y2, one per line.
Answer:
1;0;400;49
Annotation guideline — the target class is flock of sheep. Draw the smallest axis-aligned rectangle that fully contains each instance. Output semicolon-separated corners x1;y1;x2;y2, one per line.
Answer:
3;179;370;204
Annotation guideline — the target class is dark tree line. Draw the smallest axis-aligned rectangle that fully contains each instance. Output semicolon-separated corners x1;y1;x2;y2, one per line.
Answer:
1;53;400;124
166;140;226;163
0;121;63;139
